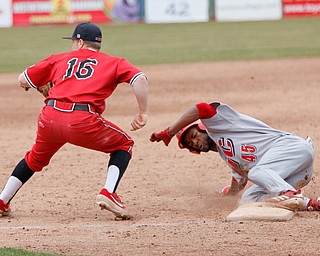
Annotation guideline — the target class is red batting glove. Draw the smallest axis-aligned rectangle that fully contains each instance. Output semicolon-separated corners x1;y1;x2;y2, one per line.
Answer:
150;127;174;146
221;185;231;196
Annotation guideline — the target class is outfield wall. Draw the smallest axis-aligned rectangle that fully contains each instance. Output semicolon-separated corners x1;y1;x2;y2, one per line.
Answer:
1;0;320;28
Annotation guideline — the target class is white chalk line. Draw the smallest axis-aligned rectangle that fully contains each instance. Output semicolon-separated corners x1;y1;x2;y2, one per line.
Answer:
0;221;194;230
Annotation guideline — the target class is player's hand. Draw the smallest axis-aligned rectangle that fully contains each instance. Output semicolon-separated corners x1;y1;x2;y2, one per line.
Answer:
37;81;53;97
131;113;147;131
20;83;31;91
150;128;174;146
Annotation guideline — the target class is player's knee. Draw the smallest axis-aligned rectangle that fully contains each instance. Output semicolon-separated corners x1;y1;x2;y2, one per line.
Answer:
248;167;263;181
25;152;50;172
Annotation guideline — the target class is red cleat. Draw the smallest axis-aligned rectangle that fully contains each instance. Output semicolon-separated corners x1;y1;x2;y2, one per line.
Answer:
96;188;131;220
306;197;320;211
0;199;11;216
265;190;304;211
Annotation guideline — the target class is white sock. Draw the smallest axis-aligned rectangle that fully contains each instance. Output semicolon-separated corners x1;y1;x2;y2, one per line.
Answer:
0;176;23;204
104;165;120;193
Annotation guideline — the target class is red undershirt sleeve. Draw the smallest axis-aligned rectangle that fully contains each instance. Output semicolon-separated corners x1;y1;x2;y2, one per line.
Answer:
196;102;217;119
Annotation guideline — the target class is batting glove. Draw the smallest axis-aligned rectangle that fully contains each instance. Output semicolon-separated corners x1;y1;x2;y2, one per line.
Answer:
221;185;231;196
150;127;174;146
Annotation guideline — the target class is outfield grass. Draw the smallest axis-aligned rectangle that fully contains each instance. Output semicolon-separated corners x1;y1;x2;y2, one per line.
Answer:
0;17;319;73
0;248;69;256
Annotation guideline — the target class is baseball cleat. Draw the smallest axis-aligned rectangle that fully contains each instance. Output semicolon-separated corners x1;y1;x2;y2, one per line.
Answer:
265;189;304;211
96;188;131;220
0;199;11;216
306;197;320;211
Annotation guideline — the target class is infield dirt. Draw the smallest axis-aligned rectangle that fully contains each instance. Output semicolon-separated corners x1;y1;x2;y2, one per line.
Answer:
1;58;320;256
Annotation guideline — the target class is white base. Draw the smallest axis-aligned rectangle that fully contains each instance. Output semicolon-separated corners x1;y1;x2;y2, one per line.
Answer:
227;202;296;222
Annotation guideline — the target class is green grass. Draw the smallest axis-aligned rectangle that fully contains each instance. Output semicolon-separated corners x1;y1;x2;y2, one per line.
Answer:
0;248;68;256
0;17;320;73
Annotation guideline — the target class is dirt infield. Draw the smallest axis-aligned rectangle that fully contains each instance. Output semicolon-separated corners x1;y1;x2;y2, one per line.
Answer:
1;58;320;256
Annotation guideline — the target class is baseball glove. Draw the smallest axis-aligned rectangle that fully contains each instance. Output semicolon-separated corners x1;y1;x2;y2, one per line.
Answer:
37;82;53;97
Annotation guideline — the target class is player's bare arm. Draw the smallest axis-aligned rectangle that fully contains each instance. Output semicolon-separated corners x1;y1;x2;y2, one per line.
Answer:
150;105;200;146
131;75;149;131
168;105;200;135
222;177;248;196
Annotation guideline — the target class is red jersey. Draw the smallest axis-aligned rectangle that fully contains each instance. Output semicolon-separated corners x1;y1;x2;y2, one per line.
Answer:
23;48;144;114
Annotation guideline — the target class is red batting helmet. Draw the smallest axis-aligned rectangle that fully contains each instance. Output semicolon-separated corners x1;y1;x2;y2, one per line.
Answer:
176;120;206;154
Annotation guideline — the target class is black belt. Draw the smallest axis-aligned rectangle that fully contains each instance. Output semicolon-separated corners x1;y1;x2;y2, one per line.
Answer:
46;99;91;112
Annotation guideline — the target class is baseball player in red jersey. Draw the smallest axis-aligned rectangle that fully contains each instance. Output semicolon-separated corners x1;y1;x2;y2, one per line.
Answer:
150;102;320;211
0;22;148;220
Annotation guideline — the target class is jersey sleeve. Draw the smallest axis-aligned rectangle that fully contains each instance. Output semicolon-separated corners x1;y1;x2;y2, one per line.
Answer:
23;55;53;89
196;102;217;119
115;58;146;86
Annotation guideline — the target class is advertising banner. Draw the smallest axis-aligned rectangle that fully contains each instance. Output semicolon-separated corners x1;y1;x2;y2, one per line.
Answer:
0;0;13;28
283;0;320;17
12;0;112;26
105;0;141;22
215;0;282;22
145;0;209;23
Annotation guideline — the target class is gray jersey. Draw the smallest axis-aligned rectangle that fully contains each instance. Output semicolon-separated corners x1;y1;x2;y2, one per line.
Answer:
201;103;290;176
